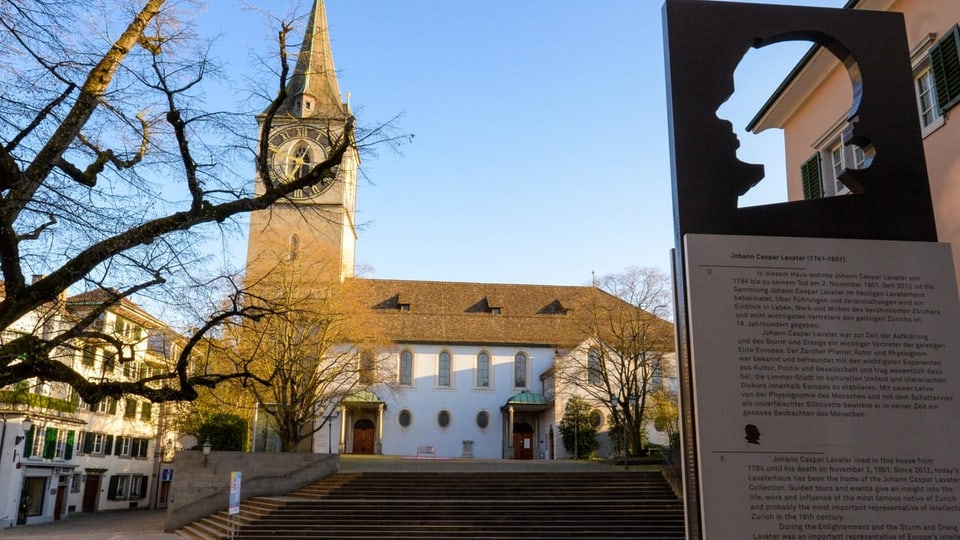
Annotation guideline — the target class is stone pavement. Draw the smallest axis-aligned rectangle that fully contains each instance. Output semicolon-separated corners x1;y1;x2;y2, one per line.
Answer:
0;456;648;539
0;508;177;539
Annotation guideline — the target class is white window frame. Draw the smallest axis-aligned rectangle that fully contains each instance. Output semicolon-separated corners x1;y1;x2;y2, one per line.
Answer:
513;352;528;388
825;140;864;197
91;433;105;454
117;436;132;457
131;438;149;458
915;64;944;135
437;351;452;388
908;33;946;138
53;430;67;460
30;427;45;458
114;476;128;499
398;350;414;386
129;475;146;498
475;351;491;388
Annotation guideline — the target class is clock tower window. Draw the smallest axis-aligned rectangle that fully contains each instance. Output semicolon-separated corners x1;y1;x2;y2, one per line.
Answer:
289;234;300;261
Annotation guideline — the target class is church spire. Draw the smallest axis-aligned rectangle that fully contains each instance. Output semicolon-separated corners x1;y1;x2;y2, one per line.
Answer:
282;0;347;119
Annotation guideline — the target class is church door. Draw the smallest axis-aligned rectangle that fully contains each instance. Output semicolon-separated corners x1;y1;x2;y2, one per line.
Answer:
513;422;534;460
353;419;375;454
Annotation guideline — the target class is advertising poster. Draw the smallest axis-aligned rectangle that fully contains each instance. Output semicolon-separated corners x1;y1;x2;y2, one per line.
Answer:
685;234;960;540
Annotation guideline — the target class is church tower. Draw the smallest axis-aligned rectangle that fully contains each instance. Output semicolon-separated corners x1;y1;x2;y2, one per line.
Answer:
245;0;359;283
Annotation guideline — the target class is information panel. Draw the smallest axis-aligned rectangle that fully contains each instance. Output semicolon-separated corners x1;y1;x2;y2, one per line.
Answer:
685;234;960;540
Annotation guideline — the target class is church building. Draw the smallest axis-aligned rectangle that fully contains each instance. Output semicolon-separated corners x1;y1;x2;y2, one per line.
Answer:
244;0;675;460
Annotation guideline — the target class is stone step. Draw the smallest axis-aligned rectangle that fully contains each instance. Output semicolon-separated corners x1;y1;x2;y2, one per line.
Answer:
179;469;686;539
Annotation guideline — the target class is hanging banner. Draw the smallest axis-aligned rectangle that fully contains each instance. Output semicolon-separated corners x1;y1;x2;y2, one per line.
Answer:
229;471;242;516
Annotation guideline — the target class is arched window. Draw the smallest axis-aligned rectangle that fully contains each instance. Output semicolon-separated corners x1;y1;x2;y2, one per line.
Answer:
476;352;490;387
359;351;375;385
513;352;527;388
399;350;413;386
587;348;602;385
438;351;452;387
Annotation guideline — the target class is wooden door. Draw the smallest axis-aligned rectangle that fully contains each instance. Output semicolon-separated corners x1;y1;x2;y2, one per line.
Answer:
353;419;375;454
82;476;100;512
158;481;170;508
54;486;66;520
513;422;534;460
513;433;533;459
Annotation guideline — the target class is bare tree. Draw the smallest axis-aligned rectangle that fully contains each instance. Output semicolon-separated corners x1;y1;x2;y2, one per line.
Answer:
556;266;675;456
202;247;389;452
0;2;392;404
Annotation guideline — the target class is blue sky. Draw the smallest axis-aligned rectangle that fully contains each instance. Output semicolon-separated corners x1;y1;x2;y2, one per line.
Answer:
198;0;846;286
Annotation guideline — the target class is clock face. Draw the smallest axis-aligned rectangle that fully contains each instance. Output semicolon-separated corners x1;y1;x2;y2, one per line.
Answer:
266;125;336;200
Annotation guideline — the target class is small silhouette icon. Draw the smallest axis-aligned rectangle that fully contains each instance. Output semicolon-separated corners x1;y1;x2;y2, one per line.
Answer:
745;424;761;445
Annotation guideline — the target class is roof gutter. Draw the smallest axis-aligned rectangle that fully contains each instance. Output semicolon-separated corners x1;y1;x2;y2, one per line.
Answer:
745;0;862;132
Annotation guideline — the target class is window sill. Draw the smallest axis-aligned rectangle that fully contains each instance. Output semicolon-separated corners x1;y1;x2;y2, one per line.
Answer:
921;116;946;138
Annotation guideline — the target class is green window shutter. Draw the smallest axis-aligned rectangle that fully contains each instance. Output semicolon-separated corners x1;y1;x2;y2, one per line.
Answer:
65;431;75;460
800;154;823;200
104;434;114;455
43;428;58;459
930;25;960;113
22;426;35;458
108;398;117;415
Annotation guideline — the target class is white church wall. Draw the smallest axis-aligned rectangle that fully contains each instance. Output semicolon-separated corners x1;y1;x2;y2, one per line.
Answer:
373;343;556;459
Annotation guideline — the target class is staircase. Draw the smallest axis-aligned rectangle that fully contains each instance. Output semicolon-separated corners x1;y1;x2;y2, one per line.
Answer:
176;470;685;539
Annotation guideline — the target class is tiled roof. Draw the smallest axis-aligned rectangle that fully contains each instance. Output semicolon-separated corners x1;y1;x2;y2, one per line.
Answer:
349;278;669;349
65;288;164;328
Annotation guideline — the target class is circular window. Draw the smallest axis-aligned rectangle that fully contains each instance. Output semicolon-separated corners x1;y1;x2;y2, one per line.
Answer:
437;410;451;428
589;410;604;429
398;409;412;428
476;410;490;429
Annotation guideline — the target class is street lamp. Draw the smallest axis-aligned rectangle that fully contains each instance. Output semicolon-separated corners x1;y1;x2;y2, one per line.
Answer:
627;395;638;470
14;417;32;446
202;439;212;467
610;395;626;469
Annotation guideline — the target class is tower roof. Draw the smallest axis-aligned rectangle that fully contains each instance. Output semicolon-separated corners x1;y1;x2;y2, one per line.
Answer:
280;0;347;119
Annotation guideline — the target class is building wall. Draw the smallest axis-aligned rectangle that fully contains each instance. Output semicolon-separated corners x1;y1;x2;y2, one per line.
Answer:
777;0;960;294
0;303;172;529
310;342;677;461
370;344;556;459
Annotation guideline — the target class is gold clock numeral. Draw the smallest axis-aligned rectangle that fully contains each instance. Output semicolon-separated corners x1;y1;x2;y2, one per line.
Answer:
294;189;304;199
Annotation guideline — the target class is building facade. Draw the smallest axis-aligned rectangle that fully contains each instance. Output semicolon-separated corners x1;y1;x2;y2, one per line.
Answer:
316;279;674;461
248;1;677;462
748;0;960;294
0;289;177;527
